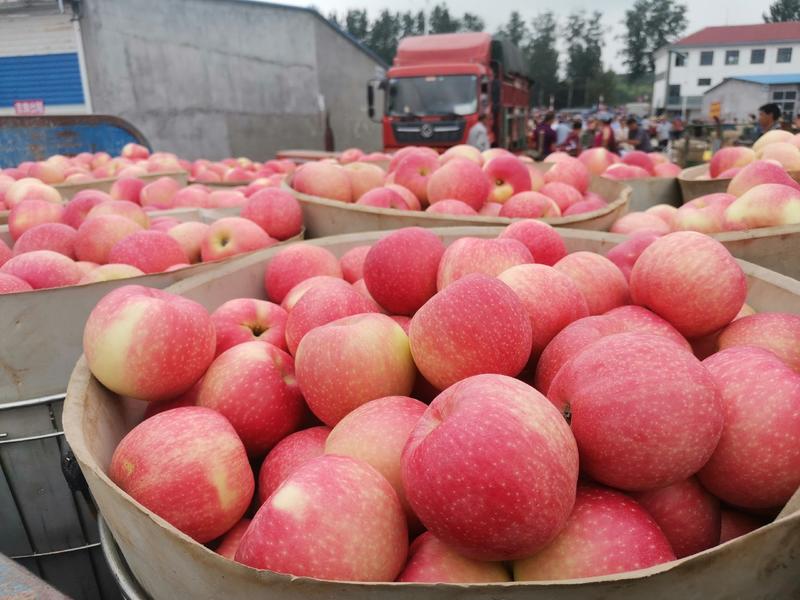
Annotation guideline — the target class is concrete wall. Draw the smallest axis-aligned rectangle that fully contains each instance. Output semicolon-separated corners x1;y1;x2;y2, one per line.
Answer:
313;19;383;152
78;0;383;160
702;80;769;123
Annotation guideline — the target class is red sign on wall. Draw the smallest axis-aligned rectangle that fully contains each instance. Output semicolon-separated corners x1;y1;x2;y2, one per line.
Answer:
13;100;45;115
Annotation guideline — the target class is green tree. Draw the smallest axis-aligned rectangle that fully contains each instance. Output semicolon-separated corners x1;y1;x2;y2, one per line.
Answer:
344;9;370;41
366;10;402;64
764;0;800;21
429;4;460;33
399;11;425;37
524;11;560;107
620;0;687;78
564;11;604;107
461;13;485;32
498;11;528;46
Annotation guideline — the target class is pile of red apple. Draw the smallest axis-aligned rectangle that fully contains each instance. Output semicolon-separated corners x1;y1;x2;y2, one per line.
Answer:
573;147;682;180
697;129;800;181
612;157;800;236
291;145;615;219
82;221;800;584
0;179;302;293
0;144;297;209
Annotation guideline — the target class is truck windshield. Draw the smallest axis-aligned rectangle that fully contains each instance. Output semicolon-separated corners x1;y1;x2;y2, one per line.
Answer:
387;75;478;117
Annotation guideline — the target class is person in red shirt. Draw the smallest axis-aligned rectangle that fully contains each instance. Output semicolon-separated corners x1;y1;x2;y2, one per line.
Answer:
594;117;618;153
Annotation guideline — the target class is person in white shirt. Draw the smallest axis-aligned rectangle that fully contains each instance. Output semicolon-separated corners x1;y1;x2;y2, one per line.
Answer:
555;114;571;146
467;114;489;151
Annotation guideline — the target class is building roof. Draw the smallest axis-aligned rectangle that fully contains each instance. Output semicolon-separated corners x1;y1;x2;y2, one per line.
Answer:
674;22;800;48
705;73;800;94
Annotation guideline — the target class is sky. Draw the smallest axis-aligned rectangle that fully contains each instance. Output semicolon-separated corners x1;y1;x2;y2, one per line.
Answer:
278;0;776;70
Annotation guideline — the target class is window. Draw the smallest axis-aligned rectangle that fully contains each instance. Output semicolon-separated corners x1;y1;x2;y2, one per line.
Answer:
675;53;686;67
697;78;711;86
751;49;765;64
725;50;739;65
668;84;681;101
786;91;797;100
700;51;714;66
778;47;793;63
774;91;785;100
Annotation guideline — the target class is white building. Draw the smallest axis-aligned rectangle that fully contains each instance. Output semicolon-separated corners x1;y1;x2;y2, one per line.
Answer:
652;22;800;120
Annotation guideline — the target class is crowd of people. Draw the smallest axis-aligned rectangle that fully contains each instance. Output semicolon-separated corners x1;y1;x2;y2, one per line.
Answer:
527;111;686;159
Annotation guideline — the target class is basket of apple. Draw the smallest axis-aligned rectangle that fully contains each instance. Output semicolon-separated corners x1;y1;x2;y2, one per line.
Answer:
610;158;800;280
188;157;296;188
572;148;683;211
678;130;800;202
286;145;631;236
63;223;799;599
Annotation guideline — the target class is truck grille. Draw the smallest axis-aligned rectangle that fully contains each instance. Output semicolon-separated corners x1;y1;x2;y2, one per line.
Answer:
392;120;465;144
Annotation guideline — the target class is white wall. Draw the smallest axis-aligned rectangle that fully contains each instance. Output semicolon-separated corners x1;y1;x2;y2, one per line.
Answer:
702;79;769;122
652;42;800;112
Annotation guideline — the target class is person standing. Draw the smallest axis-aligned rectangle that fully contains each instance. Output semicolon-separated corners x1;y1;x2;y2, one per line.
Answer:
657;117;672;151
467;113;489;151
555;113;571;146
558;119;584;156
626;117;652;152
595;117;618;153
534;112;557;158
758;103;782;134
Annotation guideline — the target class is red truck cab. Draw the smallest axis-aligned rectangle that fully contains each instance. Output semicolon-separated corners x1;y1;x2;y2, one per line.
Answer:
367;32;530;153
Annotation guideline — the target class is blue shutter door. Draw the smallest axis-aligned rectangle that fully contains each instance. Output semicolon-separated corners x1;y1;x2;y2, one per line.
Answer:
0;52;85;108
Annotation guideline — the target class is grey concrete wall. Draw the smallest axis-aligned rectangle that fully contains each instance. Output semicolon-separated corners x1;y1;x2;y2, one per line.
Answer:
313;19;384;152
703;80;769;123
78;0;382;160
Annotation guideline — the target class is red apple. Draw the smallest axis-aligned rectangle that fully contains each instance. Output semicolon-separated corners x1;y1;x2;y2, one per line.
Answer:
295;313;416;426
362;227;445;315
87;200;149;228
549;333;724;491
499;219;567;266
216;518;251;560
280;275;348;311
709;147;756;178
409;274;532;390
726;160;800;197
699;346;800;509
13;223;77;258
339;245;371;283
140;177;181;209
0;250;82;289
109;407;253;543
108;230;188;273
355;186;410;210
241;188;303;240
719;508;768;544
539;181;582;212
210;298;288;355
0;272;33;294
257;426;330;504
437;237;532;290
499;191;561;218
78;263;145;284
513;484;675;580
264;244;342;304
83;285;216;401
498;264;589;358
402;374;578;560
632;477;721;558
397;532;511;583
605;232;660;282
167;221;210;264
611;212;671;235
631;232;746;338
200;217;276;262
235;455;407;581
61;190;110;228
74;215;143;264
292;162;352;202
109;177;146;204
197;341;305;457
425;199;478;215
326;395;426;527
392;150;439;205
543;156;590;194
343;162;386;199
554;251;629;315
8;199;65;240
717;312;800;372
484;155;532;204
284;282;375;355
427;158;491;211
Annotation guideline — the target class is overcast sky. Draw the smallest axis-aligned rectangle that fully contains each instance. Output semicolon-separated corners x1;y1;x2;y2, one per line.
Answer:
279;0;776;70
